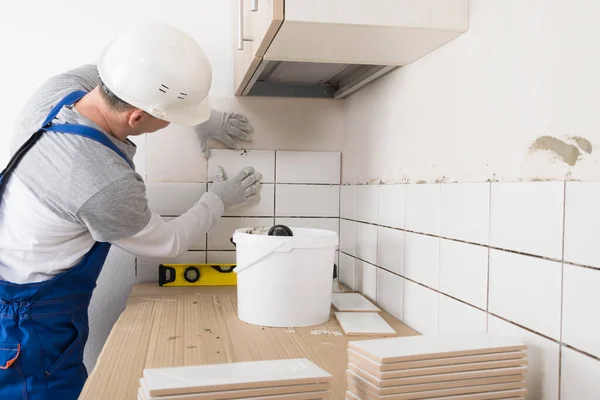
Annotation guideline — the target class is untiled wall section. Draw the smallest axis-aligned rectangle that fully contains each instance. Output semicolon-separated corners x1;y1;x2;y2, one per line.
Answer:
138;150;341;282
339;182;600;400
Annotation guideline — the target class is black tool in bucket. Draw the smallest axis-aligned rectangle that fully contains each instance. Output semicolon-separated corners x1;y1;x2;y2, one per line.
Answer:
230;224;337;279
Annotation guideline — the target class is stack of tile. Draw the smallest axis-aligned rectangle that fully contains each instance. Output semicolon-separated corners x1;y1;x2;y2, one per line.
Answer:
138;358;332;400
345;333;528;400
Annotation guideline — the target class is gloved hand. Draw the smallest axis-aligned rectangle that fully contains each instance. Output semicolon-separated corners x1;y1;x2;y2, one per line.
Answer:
194;110;253;158
209;166;262;209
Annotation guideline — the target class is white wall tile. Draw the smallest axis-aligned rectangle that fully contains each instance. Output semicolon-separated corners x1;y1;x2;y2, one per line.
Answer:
136;251;207;283
208;149;275;183
275;218;339;235
404;232;440;289
163;217;206;250
221;184;274;217
490;182;564;259
561;347;600;400
356;222;378;265
376;268;403;320
440;183;490;245
146;124;207;183
146;182;207;216
275;185;340;217
356;185;379;224
275;151;340;184
403;280;438;335
340;185;356;220
208;217;274;250
489;250;562;339
356;260;377;301
378;185;405;229
488;316;559;400
565;182;600;268
339;253;357;290
439;239;488;309
405;184;440;235
562;264;600;358
438;295;486;334
377;227;404;276
340;220;357;257
206;251;237;264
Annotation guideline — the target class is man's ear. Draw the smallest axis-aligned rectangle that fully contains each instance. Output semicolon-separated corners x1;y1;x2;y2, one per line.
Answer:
127;109;145;128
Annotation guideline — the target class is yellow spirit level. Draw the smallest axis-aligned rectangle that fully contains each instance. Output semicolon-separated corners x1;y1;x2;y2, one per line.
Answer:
158;264;237;287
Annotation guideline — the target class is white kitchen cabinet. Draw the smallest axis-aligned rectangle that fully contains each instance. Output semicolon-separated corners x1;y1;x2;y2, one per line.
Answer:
234;0;469;99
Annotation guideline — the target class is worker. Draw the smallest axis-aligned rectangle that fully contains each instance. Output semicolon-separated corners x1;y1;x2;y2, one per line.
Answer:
0;23;262;400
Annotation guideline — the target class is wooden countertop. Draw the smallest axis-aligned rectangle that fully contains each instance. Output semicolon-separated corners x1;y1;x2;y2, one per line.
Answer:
80;284;419;399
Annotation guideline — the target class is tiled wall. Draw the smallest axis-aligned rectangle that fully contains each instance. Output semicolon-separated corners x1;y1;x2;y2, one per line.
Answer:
138;150;341;283
340;181;600;400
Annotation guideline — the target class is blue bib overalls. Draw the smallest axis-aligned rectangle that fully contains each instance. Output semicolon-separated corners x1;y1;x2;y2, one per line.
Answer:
0;90;133;399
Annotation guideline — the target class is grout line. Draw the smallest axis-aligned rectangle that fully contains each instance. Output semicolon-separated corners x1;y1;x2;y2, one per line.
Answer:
558;181;567;399
486;181;492;333
561;343;600;363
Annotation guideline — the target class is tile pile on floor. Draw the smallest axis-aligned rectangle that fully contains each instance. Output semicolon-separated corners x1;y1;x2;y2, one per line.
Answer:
345;333;528;400
332;293;398;337
138;358;332;400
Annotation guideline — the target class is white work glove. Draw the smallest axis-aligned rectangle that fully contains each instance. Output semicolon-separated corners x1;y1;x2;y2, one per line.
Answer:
209;166;263;209
194;110;253;159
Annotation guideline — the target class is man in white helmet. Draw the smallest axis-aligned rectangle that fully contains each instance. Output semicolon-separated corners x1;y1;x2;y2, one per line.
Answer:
0;24;261;400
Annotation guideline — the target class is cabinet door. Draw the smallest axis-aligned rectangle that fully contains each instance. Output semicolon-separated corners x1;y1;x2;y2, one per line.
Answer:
250;0;284;58
234;0;258;95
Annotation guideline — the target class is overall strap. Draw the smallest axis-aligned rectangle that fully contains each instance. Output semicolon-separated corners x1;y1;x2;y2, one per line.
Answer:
0;90;133;202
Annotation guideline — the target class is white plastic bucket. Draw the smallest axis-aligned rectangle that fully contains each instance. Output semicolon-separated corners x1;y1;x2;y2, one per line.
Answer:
232;227;339;328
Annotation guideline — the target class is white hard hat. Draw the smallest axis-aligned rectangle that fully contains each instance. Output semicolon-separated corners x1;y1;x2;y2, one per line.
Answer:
98;23;212;126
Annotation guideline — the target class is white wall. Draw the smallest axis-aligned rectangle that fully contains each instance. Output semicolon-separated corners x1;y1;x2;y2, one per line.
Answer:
343;0;600;184
341;1;600;399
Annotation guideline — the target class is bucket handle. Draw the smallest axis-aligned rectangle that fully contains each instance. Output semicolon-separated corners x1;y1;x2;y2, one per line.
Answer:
233;240;286;274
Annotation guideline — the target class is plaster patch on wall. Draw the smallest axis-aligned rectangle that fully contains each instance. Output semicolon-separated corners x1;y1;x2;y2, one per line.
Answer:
570;136;593;154
529;136;581;166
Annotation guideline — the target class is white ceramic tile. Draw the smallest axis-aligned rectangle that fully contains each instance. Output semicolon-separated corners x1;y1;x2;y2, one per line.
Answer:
146;124;208;183
356;185;379;224
489;250;562;339
376;268;403;320
487;316;559;400
331;293;380;312
356;261;377;301
439;239;488;309
339;253;357;290
438;295;486;334
340;185;356;220
356;223;378;265
378;185;405;229
275;151;340;184
206;251;237;264
565;182;600;268
490;182;564;259
274;218;339;235
208;217;274;250
275;185;340;217
349;332;527;363
377;226;404;276
334;312;396;336
440;183;490;245
405;184;440;235
146;183;207;216
143;358;332;395
340;220;357;257
208;149;275;183
404;232;440;289
136;251;206;283
403;280;438;335
219;184;274;217
561;347;600;400
562;264;600;358
162;217;206;250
